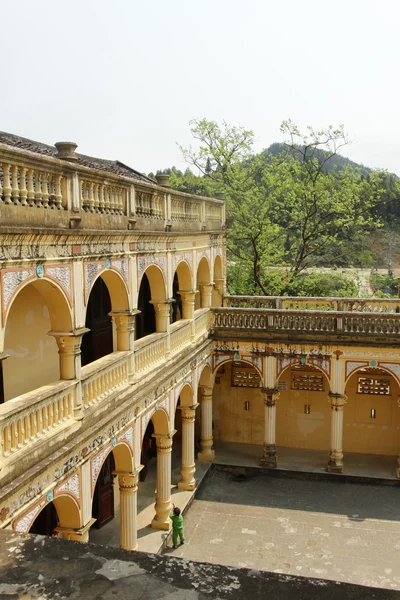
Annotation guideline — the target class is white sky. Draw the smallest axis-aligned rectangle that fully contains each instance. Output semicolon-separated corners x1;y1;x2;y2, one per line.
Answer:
1;0;400;175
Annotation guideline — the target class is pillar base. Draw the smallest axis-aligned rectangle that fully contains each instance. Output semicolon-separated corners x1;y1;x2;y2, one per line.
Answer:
327;461;344;473
178;479;196;491
198;449;215;462
151;518;171;531
260;444;277;468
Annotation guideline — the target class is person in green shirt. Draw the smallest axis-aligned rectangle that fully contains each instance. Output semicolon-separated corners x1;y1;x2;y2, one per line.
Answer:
169;504;184;549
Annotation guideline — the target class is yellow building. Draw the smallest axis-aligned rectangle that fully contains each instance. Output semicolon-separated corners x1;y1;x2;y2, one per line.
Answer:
0;132;399;551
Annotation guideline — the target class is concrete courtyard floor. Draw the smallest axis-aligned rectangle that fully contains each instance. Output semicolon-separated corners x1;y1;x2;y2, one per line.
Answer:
166;465;400;591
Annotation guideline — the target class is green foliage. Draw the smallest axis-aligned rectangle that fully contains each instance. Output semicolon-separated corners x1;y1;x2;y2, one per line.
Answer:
285;272;359;297
370;272;398;297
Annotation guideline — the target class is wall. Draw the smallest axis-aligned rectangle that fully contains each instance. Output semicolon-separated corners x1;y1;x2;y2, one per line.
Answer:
343;373;400;456
276;367;331;450
213;362;264;445
3;285;59;401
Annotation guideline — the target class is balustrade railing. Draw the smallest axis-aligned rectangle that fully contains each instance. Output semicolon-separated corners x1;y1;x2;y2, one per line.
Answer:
136;189;164;219
194;308;210;340
212;307;400;338
134;332;167;374
0;380;76;461
0;161;67;209
81;352;130;410
170;320;191;353
205;201;223;222
224;295;400;313
171;194;201;222
80;179;127;215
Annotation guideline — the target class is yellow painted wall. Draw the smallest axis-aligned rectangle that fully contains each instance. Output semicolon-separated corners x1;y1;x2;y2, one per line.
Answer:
343;374;400;456
276;368;331;450
213;363;265;444
3;285;59;401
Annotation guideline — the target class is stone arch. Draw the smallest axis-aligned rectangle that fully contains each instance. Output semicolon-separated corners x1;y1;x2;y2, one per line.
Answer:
151;407;170;436
2;279;73;401
171;260;193;323
14;493;80;534
213;356;263;381
275;362;331;451
87;269;129;312
212;254;223;307
174;260;193;292
140;264;167;302
91;442;134;502
178;383;194;407
213;254;222;281
196;256;211;288
4;277;72;333
198;362;212;387
343;366;400;456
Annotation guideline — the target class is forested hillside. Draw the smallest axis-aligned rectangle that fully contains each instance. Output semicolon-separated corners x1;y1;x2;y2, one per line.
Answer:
150;119;400;297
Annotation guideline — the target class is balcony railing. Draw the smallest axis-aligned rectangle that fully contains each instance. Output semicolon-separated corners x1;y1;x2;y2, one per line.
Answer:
224;295;400;313
81;352;130;410
170;320;192;353
0;379;77;463
194;308;210;341
134;332;168;375
0;144;225;232
212;307;400;339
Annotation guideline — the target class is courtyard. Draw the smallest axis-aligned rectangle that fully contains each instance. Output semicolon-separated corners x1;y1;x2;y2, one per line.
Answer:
165;465;400;591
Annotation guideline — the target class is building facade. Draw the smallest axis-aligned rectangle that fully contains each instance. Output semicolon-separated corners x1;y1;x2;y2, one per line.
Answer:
1;133;400;552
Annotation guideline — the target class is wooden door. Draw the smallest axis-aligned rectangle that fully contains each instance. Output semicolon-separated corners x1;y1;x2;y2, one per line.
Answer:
81;277;113;366
93;453;115;529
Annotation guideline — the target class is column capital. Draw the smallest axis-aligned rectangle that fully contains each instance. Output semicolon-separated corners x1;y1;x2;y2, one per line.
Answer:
199;385;213;399
55;517;96;541
261;387;280;405
49;327;90;345
178;289;197;301
328;392;347;410
0;352;10;362
179;404;199;422
110;309;141;320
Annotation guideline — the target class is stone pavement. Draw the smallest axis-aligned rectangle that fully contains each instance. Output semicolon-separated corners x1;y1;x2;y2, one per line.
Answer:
0;529;397;600
166;465;400;591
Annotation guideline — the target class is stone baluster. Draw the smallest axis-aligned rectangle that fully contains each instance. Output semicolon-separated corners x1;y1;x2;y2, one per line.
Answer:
2;163;11;204
11;165;19;205
19;168;28;206
88;182;95;212
327;393;347;473
41;171;49;208
151;434;173;530
104;186;111;213
99;184;105;213
178;404;198;491
117;469;142;550
198;385;215;461
260;388;279;468
93;183;99;212
27;168;35;206
55;175;63;209
34;170;42;207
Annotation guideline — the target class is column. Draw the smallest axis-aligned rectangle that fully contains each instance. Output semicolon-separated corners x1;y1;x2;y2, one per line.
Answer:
110;310;139;373
178;404;198;491
50;328;89;381
50;328;89;420
178;291;196;320
117;468;142;550
0;352;9;404
327;393;347;473
213;279;224;306
198;386;215;461
199;284;213;309
150;300;173;333
151;434;173;530
260;388;279;468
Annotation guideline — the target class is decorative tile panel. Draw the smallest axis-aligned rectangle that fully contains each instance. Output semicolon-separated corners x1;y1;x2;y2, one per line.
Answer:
91;445;111;492
137;255;167;286
379;362;400;384
55;473;80;501
308;357;331;378
84;261;105;302
196;249;211;268
14;499;46;533
2;268;35;317
118;426;134;449
172;252;193;274
111;259;129;286
345;361;369;380
277;356;299;377
44;265;72;304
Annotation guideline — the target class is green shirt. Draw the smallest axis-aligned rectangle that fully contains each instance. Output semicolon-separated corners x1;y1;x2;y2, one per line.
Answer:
169;512;183;529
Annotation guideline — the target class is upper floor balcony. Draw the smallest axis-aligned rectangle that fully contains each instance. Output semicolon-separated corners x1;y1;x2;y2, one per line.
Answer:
212;295;400;346
0;132;225;233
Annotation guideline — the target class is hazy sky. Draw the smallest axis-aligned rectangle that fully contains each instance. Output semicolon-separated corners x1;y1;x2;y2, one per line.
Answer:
2;0;400;175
